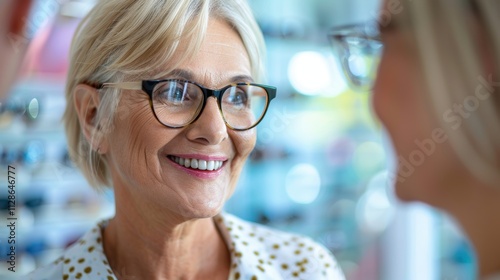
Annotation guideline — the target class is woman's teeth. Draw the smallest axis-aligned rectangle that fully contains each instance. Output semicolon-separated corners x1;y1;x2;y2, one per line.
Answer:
170;156;224;171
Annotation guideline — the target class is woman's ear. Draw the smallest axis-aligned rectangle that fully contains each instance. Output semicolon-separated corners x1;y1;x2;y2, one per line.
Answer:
73;84;109;154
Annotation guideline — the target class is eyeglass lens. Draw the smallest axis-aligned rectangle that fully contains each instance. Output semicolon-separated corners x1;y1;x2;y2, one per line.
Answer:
151;81;269;130
331;25;384;91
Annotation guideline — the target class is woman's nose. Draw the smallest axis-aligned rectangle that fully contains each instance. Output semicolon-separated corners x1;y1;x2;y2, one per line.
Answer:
185;97;228;145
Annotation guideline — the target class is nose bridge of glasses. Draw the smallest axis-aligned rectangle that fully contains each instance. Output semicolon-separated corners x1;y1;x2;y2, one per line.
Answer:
194;95;226;130
201;86;235;116
202;86;229;100
192;86;224;119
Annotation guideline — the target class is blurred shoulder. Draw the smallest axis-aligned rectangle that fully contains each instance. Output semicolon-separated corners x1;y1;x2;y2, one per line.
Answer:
217;212;345;279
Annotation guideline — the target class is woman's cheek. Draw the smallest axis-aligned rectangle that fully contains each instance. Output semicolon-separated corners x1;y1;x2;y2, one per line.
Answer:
227;129;256;193
234;129;257;157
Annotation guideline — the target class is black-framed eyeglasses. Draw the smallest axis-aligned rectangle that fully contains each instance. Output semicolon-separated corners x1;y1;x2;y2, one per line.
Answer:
328;21;384;91
98;79;277;131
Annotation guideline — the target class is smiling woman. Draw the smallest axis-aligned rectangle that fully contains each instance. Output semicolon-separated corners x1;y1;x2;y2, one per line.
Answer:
26;0;344;279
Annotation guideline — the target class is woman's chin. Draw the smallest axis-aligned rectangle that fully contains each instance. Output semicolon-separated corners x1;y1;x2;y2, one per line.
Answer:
394;181;417;202
394;177;440;208
177;202;224;220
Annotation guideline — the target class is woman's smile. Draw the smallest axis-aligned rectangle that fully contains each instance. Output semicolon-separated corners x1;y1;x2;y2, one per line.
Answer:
166;154;228;179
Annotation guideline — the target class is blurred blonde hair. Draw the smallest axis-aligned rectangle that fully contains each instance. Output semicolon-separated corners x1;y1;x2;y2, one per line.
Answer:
63;0;266;190
402;0;500;185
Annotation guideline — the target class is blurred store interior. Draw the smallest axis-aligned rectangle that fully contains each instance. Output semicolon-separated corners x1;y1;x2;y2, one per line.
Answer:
0;0;476;279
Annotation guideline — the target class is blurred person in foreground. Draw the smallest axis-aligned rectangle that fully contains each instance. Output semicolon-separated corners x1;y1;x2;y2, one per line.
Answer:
0;0;33;100
331;0;500;279
27;0;345;279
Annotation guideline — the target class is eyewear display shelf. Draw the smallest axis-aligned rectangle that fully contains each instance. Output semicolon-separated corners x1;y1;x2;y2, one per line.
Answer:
0;79;114;278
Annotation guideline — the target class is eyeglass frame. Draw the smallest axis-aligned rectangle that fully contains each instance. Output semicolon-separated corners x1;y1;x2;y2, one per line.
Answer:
328;21;382;42
95;79;277;131
328;21;384;91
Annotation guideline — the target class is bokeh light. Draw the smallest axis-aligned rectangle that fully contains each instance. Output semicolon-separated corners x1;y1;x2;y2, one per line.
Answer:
285;163;321;204
287;51;346;96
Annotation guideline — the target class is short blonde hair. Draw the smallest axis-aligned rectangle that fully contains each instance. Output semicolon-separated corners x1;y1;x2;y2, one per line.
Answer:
63;0;266;189
403;1;500;184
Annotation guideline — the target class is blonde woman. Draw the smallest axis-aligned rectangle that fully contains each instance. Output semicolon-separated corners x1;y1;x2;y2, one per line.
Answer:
27;0;345;279
331;0;500;279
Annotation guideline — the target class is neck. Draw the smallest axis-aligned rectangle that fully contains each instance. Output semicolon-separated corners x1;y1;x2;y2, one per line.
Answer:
103;202;230;279
444;179;500;278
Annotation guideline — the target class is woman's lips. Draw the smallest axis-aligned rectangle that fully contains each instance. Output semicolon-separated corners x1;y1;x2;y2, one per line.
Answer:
166;155;227;179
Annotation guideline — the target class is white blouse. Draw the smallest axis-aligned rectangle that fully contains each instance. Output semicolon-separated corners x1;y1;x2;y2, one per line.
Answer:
27;212;345;279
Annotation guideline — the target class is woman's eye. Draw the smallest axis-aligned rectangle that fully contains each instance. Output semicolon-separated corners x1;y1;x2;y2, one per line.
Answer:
167;87;185;102
227;88;248;106
156;84;189;105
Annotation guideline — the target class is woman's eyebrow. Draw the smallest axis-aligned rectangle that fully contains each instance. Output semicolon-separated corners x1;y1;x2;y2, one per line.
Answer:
167;69;194;80
168;69;254;84
230;75;254;83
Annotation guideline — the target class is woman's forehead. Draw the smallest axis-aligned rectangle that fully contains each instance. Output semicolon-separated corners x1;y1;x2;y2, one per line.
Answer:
127;19;251;84
167;20;251;83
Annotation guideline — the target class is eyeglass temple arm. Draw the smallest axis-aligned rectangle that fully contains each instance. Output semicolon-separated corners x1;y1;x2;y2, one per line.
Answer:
101;82;142;91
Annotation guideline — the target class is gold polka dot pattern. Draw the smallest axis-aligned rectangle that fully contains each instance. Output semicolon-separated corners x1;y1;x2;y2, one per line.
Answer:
24;213;344;279
213;213;344;279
